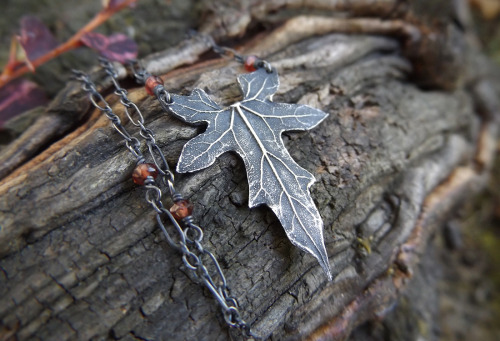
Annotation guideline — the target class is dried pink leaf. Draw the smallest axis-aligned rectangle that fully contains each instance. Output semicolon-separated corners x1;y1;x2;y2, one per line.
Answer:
80;32;138;63
17;16;59;71
0;79;48;128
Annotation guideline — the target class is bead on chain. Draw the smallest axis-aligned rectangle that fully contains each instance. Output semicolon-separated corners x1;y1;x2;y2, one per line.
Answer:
170;199;194;221
72;59;258;340
145;75;164;96
132;163;158;185
244;55;258;72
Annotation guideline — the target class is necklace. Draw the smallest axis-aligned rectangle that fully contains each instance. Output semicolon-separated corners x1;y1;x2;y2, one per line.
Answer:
74;58;258;339
74;38;330;338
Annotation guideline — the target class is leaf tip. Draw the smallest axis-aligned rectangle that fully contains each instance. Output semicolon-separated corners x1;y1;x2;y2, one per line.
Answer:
321;258;333;281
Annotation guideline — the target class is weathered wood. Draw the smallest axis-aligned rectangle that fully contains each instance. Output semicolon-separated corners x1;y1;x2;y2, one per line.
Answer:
0;0;499;340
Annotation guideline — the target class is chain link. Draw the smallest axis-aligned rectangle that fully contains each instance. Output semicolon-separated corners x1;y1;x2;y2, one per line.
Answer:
191;32;273;73
73;60;259;340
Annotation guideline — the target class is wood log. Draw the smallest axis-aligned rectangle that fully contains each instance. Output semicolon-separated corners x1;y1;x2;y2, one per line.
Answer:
1;0;499;340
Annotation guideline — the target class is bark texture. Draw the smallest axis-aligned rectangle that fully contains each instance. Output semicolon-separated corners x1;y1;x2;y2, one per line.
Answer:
1;1;499;340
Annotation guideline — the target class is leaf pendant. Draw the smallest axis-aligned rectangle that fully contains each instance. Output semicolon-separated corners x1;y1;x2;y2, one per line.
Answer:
168;67;331;279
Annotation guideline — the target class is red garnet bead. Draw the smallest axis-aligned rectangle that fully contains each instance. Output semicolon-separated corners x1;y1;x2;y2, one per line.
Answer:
170;200;194;221
132;163;159;185
144;75;164;96
244;55;258;72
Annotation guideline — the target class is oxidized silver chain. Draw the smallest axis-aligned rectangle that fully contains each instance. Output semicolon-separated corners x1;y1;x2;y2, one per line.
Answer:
72;58;258;339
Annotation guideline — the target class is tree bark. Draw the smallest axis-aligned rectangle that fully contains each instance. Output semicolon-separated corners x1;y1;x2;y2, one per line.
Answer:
1;1;499;340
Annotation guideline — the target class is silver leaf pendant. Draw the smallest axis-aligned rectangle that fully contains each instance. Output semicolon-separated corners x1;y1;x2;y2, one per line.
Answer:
168;67;331;279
